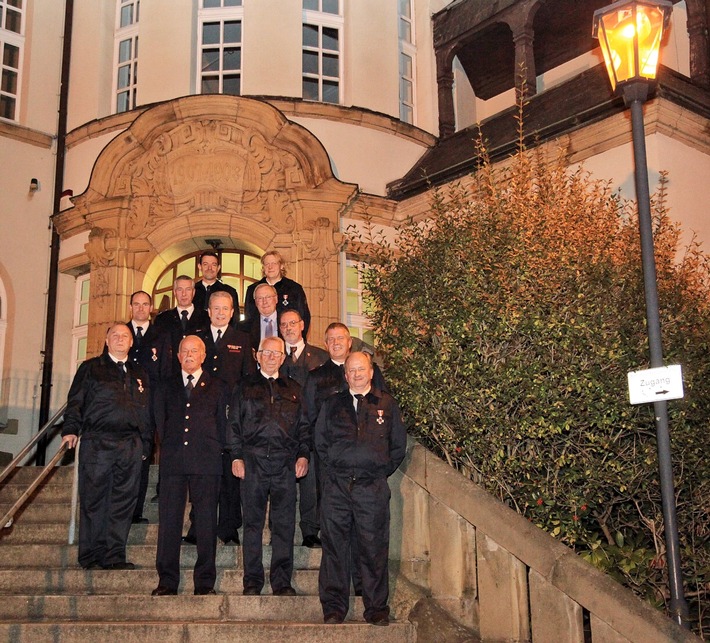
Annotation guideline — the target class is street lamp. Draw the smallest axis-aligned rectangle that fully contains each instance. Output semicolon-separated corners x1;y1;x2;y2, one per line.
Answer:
593;0;689;628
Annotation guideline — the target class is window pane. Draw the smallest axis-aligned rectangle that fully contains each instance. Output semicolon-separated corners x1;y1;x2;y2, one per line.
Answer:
302;24;318;48
203;0;220;7
0;95;15;119
79;302;89;326
323;0;339;14
399;0;411;19
80;279;90;300
222;276;240;292
222;253;240;274
244;255;261;280
302;50;318;75
399;18;411;43
118;39;132;63
401;78;413;103
400;104;413;124
303;0;318;10
346;291;359;315
1;69;17;93
120;5;134;28
117;65;130;89
322;80;339;104
202;22;220;45
225;0;243;6
400;52;412;76
202;50;220;72
7;0;23;8
3;44;19;68
224;20;241;43
302;77;319;101
77;337;87;363
157;271;173;290
6;9;21;33
223;74;240;95
223;47;241;70
202;77;220;93
322;53;338;78
322;27;339;51
177;259;195;277
346;266;359;289
116;91;129;113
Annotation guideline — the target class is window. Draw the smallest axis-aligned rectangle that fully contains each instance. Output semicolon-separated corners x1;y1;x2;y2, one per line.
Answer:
0;0;24;122
113;0;139;113
345;259;374;346
302;0;342;104
70;275;90;376
398;0;415;124
153;249;260;320
199;0;243;95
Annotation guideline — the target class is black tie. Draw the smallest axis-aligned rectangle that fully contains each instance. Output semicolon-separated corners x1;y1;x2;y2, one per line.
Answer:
180;310;189;332
268;377;275;403
186;374;194;398
117;360;125;373
355;393;364;413
135;326;143;346
216;328;222;345
290;346;298;363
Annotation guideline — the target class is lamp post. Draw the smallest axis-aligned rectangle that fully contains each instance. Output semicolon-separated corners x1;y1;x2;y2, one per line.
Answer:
593;0;689;628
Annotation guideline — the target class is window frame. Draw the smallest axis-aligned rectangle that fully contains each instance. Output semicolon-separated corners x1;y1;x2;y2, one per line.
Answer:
345;258;374;346
112;0;140;114
70;274;91;377
197;0;244;96
0;0;25;123
398;0;416;124
302;2;343;105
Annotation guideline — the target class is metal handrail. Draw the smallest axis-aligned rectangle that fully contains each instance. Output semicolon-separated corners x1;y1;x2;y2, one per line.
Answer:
0;403;67;530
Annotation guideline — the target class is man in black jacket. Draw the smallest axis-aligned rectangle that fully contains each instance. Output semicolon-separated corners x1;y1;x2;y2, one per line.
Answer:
192;251;240;327
152;335;229;596
61;323;152;570
315;352;406;627
228;336;310;596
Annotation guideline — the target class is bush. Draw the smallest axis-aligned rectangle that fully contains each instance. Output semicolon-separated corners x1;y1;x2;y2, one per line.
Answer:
352;137;710;635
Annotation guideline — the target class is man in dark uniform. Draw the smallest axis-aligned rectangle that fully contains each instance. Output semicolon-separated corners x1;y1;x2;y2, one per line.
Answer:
127;290;170;524
278;309;328;548
228;336;310;597
192;251;240;327
244;250;311;336
153;275;209;375
239;283;279;355
61;323;152;570
315;351;406;626
152;335;228;596
198;290;255;545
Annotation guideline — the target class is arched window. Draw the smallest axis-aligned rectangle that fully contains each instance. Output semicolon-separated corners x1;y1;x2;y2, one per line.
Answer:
152;248;261;318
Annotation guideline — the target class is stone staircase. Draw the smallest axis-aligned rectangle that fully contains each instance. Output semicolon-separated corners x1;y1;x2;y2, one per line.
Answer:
0;465;418;642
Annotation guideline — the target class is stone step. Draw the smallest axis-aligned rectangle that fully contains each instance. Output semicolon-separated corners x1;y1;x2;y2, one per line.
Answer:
0;594;379;624
0;621;414;643
0;482;74;504
0;501;74;523
0;465;74;485
0;568;320;595
0;544;322;569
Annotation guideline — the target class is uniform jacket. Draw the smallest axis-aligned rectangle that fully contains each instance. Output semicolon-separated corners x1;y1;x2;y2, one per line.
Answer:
279;343;328;387
199;325;256;392
154;371;228;476
228;373;310;465
193;279;240;326
127;322;171;391
62;353;152;453
154;306;210;374
244;276;311;336
315;387;406;481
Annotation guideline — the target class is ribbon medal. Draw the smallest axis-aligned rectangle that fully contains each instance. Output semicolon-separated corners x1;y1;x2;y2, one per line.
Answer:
376;410;385;425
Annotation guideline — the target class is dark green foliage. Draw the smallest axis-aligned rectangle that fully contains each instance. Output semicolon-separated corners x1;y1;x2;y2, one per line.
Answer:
353;142;710;635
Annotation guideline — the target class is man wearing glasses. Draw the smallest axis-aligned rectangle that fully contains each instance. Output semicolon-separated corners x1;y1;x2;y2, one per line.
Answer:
240;283;279;360
227;336;310;597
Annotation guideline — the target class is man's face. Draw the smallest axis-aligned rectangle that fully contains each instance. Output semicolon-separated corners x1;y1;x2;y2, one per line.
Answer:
279;311;303;345
200;256;220;283
256;338;285;377
130;293;152;323
345;353;374;394
106;324;133;359
208;295;233;328
174;279;195;308
254;286;277;316
325;328;352;362
262;255;281;281
178;336;206;375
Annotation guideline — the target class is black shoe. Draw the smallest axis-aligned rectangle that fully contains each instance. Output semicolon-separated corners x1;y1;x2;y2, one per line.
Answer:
151;585;177;596
302;534;322;548
323;613;345;625
182;534;197;545
194;587;217;595
82;562;102;570
366;613;390;627
242;586;261;595
131;516;149;524
102;561;136;570
273;586;296;596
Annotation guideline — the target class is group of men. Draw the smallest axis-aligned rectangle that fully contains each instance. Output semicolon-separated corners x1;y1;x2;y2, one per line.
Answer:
60;249;406;626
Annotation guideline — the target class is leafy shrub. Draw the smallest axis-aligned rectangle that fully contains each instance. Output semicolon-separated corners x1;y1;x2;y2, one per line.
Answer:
352;136;710;636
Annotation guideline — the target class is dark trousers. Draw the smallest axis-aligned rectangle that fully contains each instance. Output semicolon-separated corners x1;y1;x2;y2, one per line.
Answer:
319;475;391;621
298;450;319;538
242;454;296;592
157;473;220;591
132;445;152;520
217;451;242;540
77;433;142;568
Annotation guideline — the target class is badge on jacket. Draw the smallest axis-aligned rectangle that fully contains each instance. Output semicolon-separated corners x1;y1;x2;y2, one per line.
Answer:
377;409;384;424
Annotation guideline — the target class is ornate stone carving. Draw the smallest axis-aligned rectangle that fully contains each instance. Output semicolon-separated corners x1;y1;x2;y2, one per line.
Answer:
302;217;344;301
85;227;117;268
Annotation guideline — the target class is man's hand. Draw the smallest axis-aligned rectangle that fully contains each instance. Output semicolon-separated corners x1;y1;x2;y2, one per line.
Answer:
232;459;245;479
295;457;308;479
61;434;78;449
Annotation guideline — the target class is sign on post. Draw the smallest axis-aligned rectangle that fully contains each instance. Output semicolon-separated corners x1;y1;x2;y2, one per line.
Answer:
627;365;684;405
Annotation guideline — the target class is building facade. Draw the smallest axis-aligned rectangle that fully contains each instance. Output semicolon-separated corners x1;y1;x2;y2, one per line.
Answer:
1;0;708;460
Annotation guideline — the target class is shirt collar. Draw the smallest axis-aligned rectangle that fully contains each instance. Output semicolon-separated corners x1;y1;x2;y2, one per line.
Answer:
177;304;195;316
182;368;202;386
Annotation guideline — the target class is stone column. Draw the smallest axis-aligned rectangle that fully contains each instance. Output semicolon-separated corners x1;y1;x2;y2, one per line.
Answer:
687;1;710;89
436;46;457;139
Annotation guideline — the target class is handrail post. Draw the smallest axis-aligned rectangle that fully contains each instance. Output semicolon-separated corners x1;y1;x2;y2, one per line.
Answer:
68;439;80;545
